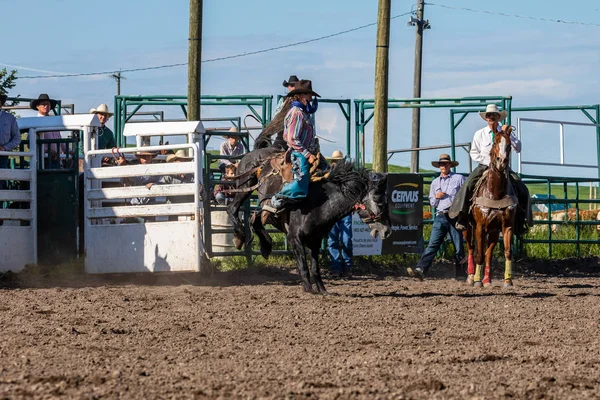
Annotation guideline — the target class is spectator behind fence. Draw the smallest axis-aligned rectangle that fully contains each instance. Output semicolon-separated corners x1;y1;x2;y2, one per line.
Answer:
213;163;237;205
218;127;244;174
118;150;160;206
28;94;65;169
90;104;116;150
160;149;195;204
0;93;20;195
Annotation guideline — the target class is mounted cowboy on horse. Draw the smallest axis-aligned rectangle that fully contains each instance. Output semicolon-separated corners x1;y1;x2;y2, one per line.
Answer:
449;104;532;236
225;79;392;293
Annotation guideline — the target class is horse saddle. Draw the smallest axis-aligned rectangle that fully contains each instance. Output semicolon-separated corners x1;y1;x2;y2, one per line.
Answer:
257;151;330;185
471;169;518;210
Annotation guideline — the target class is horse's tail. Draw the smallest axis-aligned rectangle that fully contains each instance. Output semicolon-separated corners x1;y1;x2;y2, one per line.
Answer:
254;98;292;150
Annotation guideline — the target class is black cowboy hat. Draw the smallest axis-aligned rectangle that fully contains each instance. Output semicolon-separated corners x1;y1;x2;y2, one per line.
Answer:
30;94;57;110
0;94;7;106
431;153;459;168
286;80;321;98
282;75;300;87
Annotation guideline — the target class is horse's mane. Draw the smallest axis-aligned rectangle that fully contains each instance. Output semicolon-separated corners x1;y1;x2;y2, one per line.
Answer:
326;160;369;200
253;98;292;150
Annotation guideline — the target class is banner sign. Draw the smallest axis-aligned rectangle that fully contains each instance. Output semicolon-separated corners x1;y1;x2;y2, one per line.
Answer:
381;173;423;254
352;213;383;256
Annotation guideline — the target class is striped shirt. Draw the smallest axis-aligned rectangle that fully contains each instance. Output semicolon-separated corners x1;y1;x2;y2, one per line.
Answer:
284;105;316;158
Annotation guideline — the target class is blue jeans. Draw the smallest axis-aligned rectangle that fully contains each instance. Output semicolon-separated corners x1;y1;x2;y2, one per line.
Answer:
271;152;310;208
328;215;353;273
416;212;464;273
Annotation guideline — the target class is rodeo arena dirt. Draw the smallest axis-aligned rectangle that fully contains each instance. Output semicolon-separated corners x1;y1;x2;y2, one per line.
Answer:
3;16;600;397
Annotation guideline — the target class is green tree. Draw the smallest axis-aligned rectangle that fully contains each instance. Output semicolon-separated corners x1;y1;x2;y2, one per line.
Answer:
0;68;19;107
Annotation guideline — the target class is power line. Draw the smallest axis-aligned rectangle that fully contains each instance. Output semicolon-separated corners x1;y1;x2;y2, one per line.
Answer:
426;2;600;27
16;11;413;80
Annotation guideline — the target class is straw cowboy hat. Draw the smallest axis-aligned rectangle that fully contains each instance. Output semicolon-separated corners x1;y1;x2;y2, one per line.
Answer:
286;80;320;98
226;126;239;138
282;75;300;87
30;93;57;110
330;150;344;160
431;153;459;168
90;103;114;117
166;149;193;163
479;104;508;121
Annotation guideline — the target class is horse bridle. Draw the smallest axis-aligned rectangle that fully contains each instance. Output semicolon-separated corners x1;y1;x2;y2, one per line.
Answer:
354;203;383;224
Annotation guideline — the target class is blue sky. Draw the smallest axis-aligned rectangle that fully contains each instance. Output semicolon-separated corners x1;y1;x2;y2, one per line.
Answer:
3;0;600;177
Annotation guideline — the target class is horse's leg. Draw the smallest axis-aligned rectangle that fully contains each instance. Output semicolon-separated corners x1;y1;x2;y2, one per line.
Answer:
251;211;273;259
289;235;313;293
503;221;514;288
483;231;499;287
465;227;476;286
473;221;486;288
226;190;252;250
308;240;327;294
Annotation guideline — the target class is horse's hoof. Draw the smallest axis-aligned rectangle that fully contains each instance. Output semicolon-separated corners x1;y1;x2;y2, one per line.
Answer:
483;282;492;288
474;281;483;288
503;279;513;288
466;275;475;286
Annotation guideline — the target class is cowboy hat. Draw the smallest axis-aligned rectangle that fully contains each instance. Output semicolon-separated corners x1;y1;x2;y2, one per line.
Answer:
330;150;344;160
91;103;113;117
0;94;7;106
286;80;321;98
134;150;158;158
431;153;459;168
30;94;57;110
478;104;508;121
166;149;193;163
282;75;300;87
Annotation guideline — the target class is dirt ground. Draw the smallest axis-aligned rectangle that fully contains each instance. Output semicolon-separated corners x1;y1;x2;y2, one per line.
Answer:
1;259;600;399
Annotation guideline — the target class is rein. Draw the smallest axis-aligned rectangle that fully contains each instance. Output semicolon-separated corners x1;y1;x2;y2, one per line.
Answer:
354;202;381;224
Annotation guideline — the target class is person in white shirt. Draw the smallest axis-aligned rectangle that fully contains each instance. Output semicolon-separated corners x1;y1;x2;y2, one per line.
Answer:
449;104;531;235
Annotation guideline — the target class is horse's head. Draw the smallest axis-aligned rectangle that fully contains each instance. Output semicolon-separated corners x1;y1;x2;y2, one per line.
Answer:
490;126;513;173
357;172;392;239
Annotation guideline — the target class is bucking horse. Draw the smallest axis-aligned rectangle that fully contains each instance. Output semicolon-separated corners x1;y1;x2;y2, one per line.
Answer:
226;102;392;293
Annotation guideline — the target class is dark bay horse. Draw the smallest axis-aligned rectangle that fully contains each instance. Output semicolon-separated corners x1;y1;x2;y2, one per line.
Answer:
227;160;392;293
465;126;518;288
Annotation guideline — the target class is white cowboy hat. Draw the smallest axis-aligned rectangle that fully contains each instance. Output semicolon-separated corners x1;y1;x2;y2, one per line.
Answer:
91;103;113;117
330;150;344;160
166;149;193;163
479;104;508;121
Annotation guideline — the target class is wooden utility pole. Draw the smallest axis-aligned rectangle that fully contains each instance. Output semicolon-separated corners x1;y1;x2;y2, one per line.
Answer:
187;0;203;121
410;0;429;173
372;0;391;173
110;71;125;95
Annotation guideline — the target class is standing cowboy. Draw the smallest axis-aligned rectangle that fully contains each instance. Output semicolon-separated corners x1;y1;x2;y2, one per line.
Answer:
274;75;299;116
29;94;65;169
408;154;466;281
90;104;116;150
262;80;321;214
449;104;531;235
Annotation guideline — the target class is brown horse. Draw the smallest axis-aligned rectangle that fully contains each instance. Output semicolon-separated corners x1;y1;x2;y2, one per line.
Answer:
465;126;518;288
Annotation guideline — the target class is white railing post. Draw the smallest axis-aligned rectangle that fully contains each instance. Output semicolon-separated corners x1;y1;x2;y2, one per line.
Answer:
559;123;565;164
